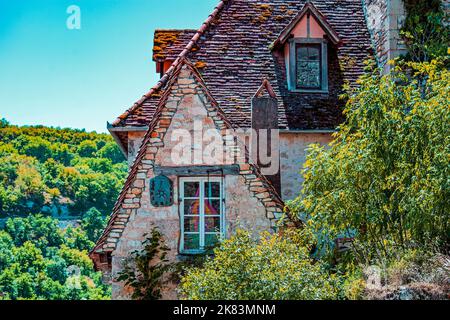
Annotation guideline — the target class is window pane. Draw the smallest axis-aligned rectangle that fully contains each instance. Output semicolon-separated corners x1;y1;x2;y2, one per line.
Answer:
297;46;308;59
184;199;200;215
184;182;200;198
204;199;221;215
184;233;200;250
205;216;221;232
204;182;220;198
204;234;220;249
297;61;320;88
296;44;321;89
307;46;320;60
184;216;200;232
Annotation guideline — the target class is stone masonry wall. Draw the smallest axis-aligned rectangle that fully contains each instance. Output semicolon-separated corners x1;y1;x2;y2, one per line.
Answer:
127;131;145;165
364;0;407;73
107;65;283;300
280;132;333;200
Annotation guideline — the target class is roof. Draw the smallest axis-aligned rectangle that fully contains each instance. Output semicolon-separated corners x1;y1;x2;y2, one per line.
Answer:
153;29;197;62
111;0;373;148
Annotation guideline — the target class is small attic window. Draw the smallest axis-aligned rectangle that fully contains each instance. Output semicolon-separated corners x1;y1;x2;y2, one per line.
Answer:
296;43;322;89
274;3;340;93
288;37;329;93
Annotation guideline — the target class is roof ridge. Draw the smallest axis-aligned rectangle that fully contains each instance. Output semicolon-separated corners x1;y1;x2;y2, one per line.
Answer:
112;0;228;126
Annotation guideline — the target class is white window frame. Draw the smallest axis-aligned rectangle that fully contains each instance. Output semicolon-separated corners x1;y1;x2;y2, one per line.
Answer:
179;177;225;254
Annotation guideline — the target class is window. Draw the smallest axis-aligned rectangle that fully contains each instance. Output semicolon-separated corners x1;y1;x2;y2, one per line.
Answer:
180;177;224;253
288;39;328;92
296;44;321;89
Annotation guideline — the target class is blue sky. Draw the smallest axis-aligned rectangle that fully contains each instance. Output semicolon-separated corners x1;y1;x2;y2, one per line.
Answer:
0;0;218;132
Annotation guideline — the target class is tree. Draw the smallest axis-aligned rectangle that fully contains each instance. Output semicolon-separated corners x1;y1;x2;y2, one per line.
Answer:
13;164;46;213
97;141;125;164
0;118;9;128
0;232;13;270
400;0;449;62
0;121;126;216
5;215;63;250
290;60;449;263
81;207;107;242
180;229;342;300
77;140;97;158
22;137;52;162
50;143;74;166
0;215;110;300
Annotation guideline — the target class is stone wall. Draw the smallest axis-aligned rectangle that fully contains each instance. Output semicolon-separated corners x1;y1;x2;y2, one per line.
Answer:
111;173;272;300
106;64;284;300
280;132;333;200
127;131;145;165
364;0;407;73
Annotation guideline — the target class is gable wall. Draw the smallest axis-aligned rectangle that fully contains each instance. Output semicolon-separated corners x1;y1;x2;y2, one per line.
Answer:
290;15;326;38
109;66;280;300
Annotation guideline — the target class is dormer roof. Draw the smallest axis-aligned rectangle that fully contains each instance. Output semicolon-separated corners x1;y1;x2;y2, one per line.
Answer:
273;2;341;49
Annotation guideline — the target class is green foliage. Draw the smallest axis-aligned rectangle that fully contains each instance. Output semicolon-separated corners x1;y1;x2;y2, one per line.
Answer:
77;140;98;158
116;228;173;300
81;207;108;242
97;141;126;164
0;215;110;300
5;215;63;251
0;118;9;128
400;0;449;62
180;229;342;300
290;60;449;263
0;122;126;216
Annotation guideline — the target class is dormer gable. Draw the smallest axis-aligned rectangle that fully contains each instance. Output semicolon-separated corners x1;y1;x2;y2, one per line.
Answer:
273;2;341;48
272;2;341;93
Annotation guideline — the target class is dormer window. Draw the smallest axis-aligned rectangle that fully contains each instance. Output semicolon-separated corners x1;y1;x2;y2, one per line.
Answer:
296;43;322;89
272;2;341;94
289;38;328;92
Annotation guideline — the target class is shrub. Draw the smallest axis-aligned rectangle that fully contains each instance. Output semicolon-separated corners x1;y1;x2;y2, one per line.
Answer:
180;229;342;300
116;228;173;300
290;60;449;263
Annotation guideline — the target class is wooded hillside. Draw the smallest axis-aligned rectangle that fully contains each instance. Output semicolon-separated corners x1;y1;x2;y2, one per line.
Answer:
0;119;127;217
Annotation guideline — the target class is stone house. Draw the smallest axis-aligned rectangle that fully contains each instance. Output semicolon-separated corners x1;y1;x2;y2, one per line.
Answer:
90;0;414;299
